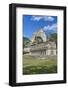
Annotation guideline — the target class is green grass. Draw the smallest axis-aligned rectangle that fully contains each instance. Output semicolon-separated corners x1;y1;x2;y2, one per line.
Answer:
23;55;57;75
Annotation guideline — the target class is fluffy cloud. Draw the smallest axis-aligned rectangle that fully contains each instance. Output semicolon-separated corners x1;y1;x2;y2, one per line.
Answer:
31;16;54;21
44;16;54;21
31;16;42;21
43;24;57;31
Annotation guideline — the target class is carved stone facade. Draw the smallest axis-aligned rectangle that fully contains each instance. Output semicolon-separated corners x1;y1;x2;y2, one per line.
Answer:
30;41;57;56
30;29;47;45
24;29;57;56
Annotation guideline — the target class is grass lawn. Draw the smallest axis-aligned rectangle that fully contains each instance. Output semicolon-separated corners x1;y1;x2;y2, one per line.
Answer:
23;55;57;75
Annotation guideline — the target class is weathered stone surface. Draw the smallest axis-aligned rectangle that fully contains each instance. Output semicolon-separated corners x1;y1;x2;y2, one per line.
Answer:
24;29;57;56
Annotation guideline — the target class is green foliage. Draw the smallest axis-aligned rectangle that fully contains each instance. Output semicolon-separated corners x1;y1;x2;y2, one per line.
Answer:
48;33;57;47
49;33;57;42
23;37;30;48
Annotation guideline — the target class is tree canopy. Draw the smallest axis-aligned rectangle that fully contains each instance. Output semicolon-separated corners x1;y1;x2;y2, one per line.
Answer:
48;33;57;42
48;33;57;47
23;37;30;48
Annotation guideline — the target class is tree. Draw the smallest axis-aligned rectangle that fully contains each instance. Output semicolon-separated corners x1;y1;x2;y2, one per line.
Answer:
49;33;57;41
48;33;57;47
23;37;30;48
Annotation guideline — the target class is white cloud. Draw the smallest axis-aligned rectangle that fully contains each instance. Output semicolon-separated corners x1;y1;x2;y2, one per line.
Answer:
44;16;54;21
31;16;42;21
31;16;54;21
43;24;57;31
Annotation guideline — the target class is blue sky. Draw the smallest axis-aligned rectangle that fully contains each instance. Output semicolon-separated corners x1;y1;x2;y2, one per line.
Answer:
23;15;57;39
